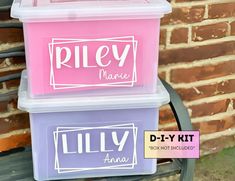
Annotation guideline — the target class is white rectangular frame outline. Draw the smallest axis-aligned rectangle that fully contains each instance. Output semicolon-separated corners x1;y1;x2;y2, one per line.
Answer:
53;123;138;174
53;125;138;170
53;125;138;173
49;37;138;88
48;36;138;90
49;41;137;89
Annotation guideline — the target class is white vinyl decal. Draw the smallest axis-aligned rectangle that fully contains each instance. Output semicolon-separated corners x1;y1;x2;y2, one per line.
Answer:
53;123;138;173
49;36;138;90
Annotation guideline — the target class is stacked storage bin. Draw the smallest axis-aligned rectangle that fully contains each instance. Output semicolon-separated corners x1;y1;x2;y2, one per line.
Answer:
11;0;172;180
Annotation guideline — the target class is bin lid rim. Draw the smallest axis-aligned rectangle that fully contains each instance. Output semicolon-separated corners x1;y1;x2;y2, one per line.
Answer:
11;0;172;21
18;70;170;113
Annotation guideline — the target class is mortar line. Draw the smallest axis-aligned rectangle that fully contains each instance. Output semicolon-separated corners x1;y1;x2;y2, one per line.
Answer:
160;17;235;29
0;42;24;52
170;75;235;89
191;111;235;123
161;36;235;50
185;92;235;106
188;25;192;44
0;128;30;139
159;55;235;71
171;0;234;8
0;110;25;118
159;111;235;129
204;4;209;19
0;65;26;71
165;27;173;48
200;128;235;142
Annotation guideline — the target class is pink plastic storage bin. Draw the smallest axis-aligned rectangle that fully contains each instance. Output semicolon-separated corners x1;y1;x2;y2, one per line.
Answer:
11;0;171;98
18;70;170;180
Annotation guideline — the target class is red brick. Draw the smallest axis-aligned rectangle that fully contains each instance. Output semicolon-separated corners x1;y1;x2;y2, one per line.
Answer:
175;0;204;2
160;115;235;133
170;60;235;83
159;107;176;125
209;3;235;19
189;99;230;118
6;56;25;65
231;21;235;36
201;134;235;155
7;56;26;66
171;27;188;44
192;22;229;41
158;71;166;80
0;28;24;43
0;68;25;77
159;126;179;131
8;97;18;110
159;41;235;65
161;6;205;25
5;79;21;89
0;132;31;152
177;79;235;102
160;29;167;46
193;115;235;135
0;101;9;112
0;96;18;113
0;113;29;135
0;10;11;21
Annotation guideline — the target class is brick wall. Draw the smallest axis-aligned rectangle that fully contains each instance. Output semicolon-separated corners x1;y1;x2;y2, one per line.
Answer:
0;8;30;151
0;0;235;155
159;0;235;156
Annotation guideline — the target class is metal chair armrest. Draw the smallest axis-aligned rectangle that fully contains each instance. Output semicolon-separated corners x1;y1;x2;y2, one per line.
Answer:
161;79;195;181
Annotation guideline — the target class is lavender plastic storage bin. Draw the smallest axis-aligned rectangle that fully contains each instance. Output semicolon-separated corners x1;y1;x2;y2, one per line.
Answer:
11;0;171;98
18;71;170;181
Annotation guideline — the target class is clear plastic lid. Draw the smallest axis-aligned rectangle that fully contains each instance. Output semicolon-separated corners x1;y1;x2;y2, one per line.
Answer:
18;70;170;113
11;0;172;22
